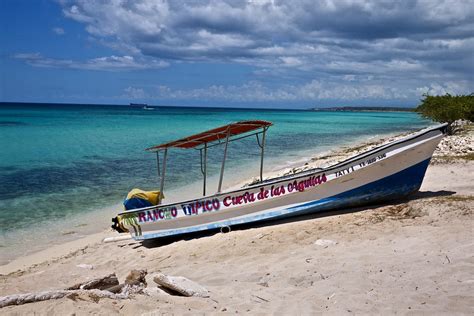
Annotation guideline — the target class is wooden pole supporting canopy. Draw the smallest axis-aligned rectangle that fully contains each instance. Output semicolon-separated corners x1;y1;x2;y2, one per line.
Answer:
149;121;272;202
200;143;208;196
158;148;168;205
217;129;230;193
259;127;267;182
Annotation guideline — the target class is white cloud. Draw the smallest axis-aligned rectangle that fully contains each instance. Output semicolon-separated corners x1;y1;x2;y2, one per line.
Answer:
81;55;168;70
13;53;168;71
123;86;146;99
52;27;65;35
415;81;472;96
280;56;304;67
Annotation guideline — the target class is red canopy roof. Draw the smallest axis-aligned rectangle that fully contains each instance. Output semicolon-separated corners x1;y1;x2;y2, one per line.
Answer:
146;120;272;151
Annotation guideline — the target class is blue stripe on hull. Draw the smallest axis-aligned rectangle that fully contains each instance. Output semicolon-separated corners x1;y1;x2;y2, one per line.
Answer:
137;158;431;240
277;157;431;218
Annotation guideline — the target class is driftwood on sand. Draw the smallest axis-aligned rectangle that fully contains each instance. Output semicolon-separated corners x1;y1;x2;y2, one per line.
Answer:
0;269;212;308
153;273;210;298
0;289;129;308
66;273;119;291
0;270;148;308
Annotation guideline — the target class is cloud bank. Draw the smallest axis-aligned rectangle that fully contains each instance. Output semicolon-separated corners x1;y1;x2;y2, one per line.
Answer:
13;53;168;71
123;80;472;103
22;0;474;103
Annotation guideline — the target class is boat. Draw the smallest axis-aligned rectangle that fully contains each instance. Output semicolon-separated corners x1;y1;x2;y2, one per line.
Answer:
112;121;448;240
130;103;154;110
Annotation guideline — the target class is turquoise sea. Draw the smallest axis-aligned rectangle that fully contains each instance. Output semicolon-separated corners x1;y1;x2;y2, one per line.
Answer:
0;103;432;263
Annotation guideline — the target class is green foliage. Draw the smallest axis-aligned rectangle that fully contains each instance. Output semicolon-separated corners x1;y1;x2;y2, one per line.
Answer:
416;93;474;124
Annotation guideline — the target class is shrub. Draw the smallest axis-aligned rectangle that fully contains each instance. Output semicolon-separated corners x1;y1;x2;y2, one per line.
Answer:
416;93;474;125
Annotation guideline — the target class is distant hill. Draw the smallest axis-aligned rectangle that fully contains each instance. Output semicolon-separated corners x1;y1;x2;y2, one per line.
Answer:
311;106;414;112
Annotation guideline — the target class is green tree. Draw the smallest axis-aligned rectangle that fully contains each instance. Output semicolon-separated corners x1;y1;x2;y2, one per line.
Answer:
416;93;474;128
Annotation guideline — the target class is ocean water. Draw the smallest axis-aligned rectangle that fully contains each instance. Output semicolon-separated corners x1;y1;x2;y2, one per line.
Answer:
0;103;432;262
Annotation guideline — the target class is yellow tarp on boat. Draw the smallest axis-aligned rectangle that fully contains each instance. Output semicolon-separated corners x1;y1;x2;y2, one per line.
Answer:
116;188;164;233
126;188;163;205
123;188;163;210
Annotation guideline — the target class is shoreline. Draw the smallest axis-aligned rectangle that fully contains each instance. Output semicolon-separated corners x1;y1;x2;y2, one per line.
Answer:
1;124;472;313
0;127;422;266
1;124;470;273
0;125;460;270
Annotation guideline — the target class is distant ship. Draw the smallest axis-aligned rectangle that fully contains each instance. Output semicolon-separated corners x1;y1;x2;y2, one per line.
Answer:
130;103;155;110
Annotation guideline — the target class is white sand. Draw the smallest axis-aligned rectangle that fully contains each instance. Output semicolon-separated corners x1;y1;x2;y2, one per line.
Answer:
1;129;473;314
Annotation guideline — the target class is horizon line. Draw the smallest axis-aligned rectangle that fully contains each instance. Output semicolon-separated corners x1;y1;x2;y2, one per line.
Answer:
0;101;417;111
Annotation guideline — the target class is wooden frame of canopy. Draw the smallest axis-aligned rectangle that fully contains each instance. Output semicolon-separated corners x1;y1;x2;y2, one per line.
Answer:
146;120;273;204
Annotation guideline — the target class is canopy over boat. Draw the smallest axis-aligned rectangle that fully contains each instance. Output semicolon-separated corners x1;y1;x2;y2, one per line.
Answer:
147;120;273;202
146;120;272;150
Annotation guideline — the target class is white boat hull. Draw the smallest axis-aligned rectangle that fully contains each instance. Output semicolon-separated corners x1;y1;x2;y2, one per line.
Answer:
117;124;447;240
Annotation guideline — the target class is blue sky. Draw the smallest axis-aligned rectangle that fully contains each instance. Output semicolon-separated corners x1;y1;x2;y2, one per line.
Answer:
1;0;473;108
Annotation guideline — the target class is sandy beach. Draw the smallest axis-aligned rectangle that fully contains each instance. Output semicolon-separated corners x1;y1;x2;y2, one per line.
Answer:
1;125;473;314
